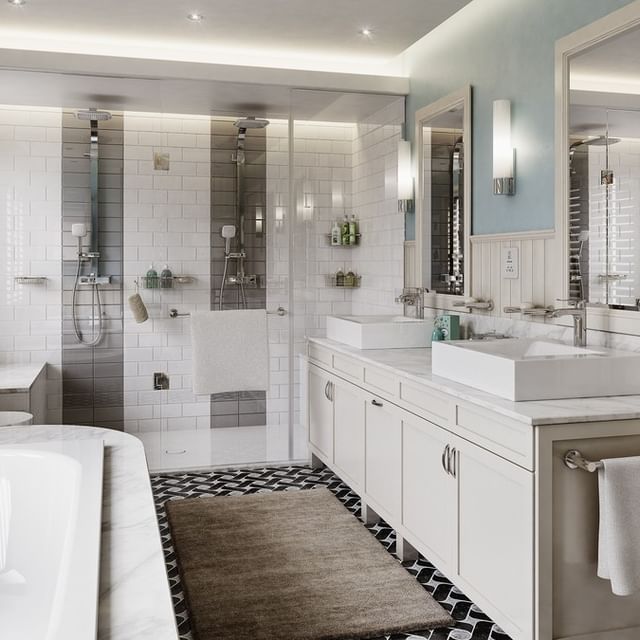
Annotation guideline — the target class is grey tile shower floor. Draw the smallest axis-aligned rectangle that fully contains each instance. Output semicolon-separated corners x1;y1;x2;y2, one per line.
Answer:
151;465;512;640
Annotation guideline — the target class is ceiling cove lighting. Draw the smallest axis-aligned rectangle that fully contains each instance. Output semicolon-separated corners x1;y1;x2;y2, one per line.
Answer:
397;139;414;213
493;99;515;196
187;12;204;22
8;0;27;6
359;28;373;37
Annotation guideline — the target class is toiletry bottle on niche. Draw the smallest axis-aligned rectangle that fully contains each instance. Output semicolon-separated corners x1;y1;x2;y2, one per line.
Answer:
331;220;341;246
345;268;355;287
336;268;345;287
349;215;358;245
146;264;158;289
341;214;350;245
160;264;173;289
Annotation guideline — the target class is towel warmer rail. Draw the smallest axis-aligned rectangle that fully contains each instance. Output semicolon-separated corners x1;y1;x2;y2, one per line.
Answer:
169;307;286;318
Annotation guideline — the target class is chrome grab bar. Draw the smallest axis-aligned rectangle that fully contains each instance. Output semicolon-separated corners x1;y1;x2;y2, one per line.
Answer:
169;307;287;318
564;449;604;473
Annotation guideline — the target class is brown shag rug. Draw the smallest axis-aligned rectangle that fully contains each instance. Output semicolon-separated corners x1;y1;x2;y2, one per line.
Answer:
165;487;453;640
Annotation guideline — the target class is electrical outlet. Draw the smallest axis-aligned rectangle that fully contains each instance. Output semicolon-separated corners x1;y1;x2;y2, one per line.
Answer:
502;247;519;279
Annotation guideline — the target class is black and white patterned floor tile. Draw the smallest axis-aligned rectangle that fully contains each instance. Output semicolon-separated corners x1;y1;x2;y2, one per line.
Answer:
151;465;513;640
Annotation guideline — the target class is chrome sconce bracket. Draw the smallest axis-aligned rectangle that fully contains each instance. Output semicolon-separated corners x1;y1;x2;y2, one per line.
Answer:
493;177;515;196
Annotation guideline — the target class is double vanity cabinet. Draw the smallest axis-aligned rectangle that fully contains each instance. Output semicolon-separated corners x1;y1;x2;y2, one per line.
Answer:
306;338;640;640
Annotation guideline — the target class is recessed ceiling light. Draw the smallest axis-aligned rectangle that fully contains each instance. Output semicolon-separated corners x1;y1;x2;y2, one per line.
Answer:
359;28;373;38
187;12;204;22
8;0;27;6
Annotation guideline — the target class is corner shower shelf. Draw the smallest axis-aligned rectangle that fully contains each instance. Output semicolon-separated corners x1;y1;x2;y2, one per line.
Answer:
140;275;194;289
327;274;361;289
325;233;361;246
14;277;47;285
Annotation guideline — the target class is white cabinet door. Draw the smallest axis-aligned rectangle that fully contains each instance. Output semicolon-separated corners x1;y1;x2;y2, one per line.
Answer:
456;436;534;640
365;396;402;521
333;376;366;490
402;412;457;574
308;365;334;460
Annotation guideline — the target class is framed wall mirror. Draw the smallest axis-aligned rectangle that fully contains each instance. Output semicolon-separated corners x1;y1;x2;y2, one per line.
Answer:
557;4;640;330
414;86;472;305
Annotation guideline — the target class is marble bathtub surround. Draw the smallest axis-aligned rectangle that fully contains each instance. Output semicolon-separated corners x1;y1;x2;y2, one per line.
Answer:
0;425;178;640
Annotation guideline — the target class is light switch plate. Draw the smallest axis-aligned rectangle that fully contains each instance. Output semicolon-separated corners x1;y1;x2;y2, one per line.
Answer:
502;247;519;279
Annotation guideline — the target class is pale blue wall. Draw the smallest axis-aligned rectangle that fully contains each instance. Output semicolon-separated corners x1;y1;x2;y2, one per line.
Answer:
404;0;635;237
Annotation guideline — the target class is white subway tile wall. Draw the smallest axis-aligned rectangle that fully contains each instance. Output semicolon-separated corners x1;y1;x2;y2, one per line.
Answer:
122;113;211;435
0;105;63;422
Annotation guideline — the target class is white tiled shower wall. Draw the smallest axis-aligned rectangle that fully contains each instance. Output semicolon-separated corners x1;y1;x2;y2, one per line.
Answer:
122;112;211;434
0;105;62;423
0;103;402;436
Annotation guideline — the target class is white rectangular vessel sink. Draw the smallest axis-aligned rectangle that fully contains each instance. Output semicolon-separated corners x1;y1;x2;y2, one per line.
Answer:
326;315;434;349
432;338;640;401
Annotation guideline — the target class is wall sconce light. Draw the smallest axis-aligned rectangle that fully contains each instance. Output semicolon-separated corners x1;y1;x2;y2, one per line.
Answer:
397;139;414;213
493;99;515;196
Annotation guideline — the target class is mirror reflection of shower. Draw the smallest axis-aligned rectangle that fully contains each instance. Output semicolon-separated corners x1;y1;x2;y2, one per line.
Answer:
71;108;113;345
568;131;622;305
218;117;269;310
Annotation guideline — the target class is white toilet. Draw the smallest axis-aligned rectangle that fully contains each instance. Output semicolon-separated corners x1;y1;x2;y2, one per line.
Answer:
0;412;33;427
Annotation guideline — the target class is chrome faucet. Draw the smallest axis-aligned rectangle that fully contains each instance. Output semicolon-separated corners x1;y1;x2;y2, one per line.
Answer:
549;300;587;347
395;287;426;319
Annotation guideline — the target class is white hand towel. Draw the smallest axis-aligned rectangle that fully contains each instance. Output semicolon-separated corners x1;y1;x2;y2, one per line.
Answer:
190;309;268;396
597;455;640;596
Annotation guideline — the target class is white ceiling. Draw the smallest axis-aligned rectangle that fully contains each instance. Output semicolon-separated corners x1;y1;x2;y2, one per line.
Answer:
571;24;640;94
570;24;640;138
0;0;471;74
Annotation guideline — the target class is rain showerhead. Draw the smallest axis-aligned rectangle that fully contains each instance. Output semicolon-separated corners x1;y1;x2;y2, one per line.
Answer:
234;117;269;129
570;135;621;148
76;108;112;122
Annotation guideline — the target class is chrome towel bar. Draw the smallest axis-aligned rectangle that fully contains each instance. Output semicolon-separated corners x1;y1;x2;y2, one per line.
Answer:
564;449;604;472
169;307;286;318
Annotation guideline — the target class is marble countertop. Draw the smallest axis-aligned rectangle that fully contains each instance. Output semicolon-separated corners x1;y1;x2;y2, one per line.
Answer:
0;362;46;393
310;337;640;426
0;425;178;640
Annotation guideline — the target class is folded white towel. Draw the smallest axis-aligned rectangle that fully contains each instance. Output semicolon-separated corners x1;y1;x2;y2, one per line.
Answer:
598;455;640;596
190;309;268;396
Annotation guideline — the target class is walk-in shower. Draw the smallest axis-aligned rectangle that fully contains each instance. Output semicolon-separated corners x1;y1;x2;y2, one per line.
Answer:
218;117;269;309
70;108;113;345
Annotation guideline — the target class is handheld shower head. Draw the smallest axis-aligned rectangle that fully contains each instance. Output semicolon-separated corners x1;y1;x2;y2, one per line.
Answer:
221;225;236;255
71;223;88;238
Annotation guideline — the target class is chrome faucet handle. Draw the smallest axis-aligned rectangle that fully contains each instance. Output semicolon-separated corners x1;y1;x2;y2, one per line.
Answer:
556;298;586;309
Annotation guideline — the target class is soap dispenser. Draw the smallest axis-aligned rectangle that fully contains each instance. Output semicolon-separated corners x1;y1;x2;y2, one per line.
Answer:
160;264;173;289
331;220;341;246
146;264;158;289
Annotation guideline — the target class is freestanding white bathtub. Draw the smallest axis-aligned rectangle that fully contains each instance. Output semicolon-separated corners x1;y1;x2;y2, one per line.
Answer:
0;439;104;640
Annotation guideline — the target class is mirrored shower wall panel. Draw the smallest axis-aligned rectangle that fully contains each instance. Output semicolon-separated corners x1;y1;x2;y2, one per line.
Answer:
61;110;124;428
210;118;267;428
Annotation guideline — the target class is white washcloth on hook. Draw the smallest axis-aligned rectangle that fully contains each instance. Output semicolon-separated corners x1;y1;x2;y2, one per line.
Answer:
190;309;268;395
598;455;640;596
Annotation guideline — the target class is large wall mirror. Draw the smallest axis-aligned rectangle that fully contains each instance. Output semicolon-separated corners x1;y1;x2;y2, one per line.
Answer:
414;86;471;302
559;6;640;323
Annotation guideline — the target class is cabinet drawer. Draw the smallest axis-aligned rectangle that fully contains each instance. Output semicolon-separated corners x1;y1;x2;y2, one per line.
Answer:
455;404;534;470
363;365;397;398
308;343;332;367
399;380;454;426
332;354;364;382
